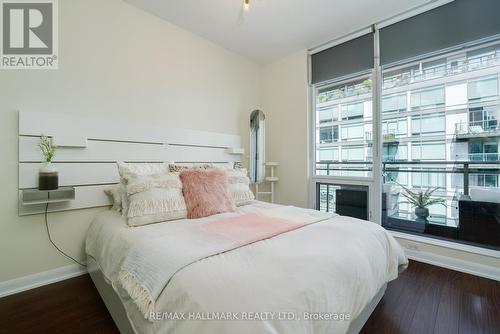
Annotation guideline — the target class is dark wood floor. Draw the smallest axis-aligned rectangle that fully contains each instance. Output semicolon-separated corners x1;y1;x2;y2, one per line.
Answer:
361;261;500;334
0;261;499;334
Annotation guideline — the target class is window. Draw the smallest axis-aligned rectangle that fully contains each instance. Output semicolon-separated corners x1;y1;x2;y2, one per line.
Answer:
382;93;407;113
318;147;339;162
470;174;498;187
383;143;408;162
411;142;446;161
411;113;445;136
311;5;500;250
341;102;364;120
379;39;500;249
319;106;339;124
468;76;499;102
319;126;339;143
469;141;498;161
469;106;498;130
314;75;373;177
341;145;365;161
341;123;364;141
412;170;446;189
382;118;407;138
410;86;445;110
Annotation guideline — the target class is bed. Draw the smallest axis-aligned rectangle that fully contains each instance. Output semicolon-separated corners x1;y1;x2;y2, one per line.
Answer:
86;200;407;334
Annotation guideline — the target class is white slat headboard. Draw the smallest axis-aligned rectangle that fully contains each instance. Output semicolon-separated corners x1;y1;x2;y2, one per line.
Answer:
18;111;242;216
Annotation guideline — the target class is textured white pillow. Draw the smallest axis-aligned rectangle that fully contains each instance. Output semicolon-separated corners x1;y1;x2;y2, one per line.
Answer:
225;168;255;206
123;172;187;226
117;162;171;216
104;184;122;212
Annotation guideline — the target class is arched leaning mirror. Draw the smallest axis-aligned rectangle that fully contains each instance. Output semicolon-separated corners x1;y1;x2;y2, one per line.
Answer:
249;110;266;183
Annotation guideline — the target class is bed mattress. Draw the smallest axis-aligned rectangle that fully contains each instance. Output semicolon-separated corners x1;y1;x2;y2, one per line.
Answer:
86;201;407;334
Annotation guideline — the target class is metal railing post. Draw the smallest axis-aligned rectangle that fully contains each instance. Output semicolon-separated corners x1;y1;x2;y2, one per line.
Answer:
463;163;469;196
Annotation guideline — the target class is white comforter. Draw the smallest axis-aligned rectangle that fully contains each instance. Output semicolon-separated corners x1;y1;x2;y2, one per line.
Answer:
86;201;407;334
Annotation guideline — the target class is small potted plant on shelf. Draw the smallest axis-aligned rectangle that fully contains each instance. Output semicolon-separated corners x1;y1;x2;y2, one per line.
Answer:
398;184;446;221
38;135;58;190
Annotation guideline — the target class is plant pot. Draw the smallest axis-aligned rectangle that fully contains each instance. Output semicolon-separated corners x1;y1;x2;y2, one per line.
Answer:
39;162;59;190
414;207;429;219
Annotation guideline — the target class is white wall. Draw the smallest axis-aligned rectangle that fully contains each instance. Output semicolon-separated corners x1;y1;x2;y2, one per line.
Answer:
262;50;310;208
0;0;262;281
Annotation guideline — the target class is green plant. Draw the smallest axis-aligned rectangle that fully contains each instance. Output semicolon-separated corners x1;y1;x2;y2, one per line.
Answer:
38;135;57;162
362;78;372;88
398;183;446;208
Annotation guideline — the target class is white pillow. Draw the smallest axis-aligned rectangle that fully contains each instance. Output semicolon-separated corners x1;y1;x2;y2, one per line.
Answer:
123;172;187;226
225;167;255;206
117;162;171;216
104;184;122;212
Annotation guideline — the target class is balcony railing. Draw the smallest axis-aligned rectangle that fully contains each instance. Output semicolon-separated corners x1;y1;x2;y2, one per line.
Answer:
382;53;500;89
316;160;500;195
382;160;500;196
455;153;500;162
455;121;500;137
317;81;372;104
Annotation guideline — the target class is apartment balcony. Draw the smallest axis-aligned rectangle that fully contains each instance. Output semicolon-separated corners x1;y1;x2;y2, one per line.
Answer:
382;53;500;89
381;160;500;250
455;153;500;162
317;80;372;104
454;121;500;139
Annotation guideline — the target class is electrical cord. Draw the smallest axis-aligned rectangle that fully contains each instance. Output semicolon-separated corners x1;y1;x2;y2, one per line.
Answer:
44;202;87;267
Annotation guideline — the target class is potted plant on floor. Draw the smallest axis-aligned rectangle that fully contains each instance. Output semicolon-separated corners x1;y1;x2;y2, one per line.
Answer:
398;184;446;221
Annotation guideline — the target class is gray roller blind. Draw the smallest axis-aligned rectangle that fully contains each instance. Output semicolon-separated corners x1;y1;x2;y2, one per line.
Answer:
380;0;500;66
311;33;374;84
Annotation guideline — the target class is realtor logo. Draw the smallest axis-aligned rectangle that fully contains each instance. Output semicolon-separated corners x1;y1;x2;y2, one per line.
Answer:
1;0;58;69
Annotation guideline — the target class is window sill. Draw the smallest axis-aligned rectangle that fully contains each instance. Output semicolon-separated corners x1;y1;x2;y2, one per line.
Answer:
390;230;500;259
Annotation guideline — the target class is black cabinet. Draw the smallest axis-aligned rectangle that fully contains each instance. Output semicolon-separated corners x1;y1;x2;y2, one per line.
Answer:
459;198;500;248
335;189;368;220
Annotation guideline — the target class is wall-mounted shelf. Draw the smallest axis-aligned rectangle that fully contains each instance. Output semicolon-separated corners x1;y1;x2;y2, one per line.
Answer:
227;147;245;155
21;187;76;206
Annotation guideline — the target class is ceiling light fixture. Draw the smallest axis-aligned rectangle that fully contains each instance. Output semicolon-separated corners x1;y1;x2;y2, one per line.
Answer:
243;0;250;11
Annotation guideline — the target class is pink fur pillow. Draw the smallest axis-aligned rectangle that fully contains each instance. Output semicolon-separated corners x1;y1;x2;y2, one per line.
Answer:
180;168;235;219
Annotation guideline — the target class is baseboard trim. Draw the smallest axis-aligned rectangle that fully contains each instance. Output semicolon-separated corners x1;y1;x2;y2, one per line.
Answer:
405;248;500;282
0;264;87;298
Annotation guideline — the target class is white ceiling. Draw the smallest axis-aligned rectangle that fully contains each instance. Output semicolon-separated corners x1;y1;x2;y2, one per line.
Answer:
125;0;430;64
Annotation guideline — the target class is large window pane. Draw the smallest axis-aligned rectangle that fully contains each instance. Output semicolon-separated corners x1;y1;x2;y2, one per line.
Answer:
341;123;364;141
341;145;365;161
468;76;499;102
313;32;500;250
315;76;372;177
383;143;408;161
340;102;364;120
412;142;446;160
411;113;445;136
382;93;407;113
319;126;338;144
319;106;338;123
382;39;500;251
411;86;445;110
382;118;407;139
319;147;339;162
